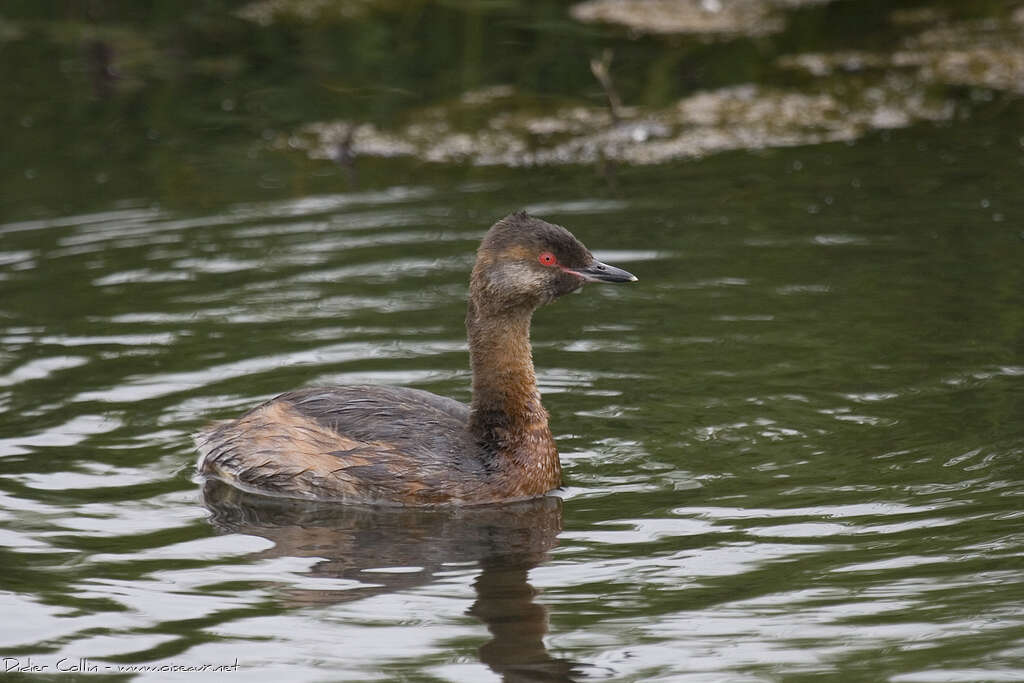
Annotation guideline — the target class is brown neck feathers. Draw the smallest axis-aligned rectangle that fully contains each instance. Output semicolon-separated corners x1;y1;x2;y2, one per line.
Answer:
465;297;556;467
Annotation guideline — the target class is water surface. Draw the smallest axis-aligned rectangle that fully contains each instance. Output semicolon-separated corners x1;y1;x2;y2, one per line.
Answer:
1;1;1023;681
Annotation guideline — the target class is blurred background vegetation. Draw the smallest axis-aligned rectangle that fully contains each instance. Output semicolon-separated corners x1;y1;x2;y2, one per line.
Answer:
2;0;1023;216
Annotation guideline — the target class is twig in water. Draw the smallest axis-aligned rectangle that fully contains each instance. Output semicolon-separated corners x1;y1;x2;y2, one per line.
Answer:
590;49;623;124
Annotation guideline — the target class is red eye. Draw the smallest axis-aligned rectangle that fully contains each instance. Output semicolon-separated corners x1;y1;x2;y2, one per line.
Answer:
538;252;557;266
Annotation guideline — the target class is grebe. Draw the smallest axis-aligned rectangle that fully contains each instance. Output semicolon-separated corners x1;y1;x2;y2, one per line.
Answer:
195;211;637;505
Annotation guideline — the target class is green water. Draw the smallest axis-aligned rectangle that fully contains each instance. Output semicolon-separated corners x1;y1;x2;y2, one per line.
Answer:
2;2;1023;681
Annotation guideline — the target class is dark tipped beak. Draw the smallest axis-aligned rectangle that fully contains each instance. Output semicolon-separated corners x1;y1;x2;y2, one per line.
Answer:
566;259;638;283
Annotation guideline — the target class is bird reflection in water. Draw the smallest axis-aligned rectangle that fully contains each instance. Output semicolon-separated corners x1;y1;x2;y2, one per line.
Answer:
201;479;580;681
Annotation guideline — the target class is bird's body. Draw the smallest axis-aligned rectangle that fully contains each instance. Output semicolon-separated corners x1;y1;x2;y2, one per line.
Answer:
197;384;557;505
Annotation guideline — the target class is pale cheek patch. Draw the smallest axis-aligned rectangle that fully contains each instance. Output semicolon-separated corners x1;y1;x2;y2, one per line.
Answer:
492;261;547;295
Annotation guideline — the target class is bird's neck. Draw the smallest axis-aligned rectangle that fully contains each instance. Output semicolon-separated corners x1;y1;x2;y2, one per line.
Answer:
466;298;558;475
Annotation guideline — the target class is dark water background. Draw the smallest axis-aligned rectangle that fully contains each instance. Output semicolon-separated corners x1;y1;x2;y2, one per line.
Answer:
2;1;1023;680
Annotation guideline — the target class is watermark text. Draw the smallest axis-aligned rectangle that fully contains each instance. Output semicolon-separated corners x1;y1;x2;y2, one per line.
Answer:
3;657;240;674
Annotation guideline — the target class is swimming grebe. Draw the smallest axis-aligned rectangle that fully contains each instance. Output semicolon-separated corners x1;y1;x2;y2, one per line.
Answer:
195;211;637;505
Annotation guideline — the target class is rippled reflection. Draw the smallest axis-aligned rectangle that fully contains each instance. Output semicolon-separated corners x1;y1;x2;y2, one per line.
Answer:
202;481;580;681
